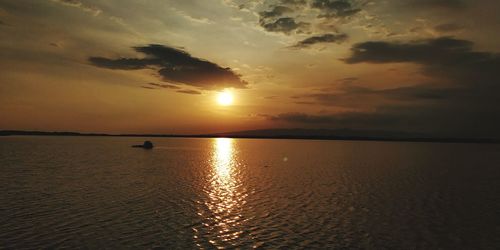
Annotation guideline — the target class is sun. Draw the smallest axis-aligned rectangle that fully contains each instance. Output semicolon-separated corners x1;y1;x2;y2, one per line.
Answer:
217;91;233;106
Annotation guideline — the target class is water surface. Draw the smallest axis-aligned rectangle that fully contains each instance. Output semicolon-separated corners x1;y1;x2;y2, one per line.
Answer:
1;136;499;249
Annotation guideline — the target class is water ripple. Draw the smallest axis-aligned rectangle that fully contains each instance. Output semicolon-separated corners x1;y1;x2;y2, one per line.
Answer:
0;137;499;248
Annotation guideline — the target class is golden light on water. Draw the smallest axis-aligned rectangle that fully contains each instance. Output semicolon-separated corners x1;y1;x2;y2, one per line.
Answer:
214;138;233;179
199;138;246;245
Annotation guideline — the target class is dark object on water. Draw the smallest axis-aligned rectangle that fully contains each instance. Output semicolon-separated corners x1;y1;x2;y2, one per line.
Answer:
132;141;154;149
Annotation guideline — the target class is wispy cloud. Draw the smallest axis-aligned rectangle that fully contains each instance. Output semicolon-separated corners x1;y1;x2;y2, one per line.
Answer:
177;89;202;95
51;0;102;16
291;33;348;48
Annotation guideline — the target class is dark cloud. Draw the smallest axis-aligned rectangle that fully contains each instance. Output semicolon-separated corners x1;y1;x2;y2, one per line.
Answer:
345;37;473;64
337;77;358;83
89;44;247;90
89;57;154;69
407;0;465;9
177;89;202;95
142;83;200;94
147;82;180;89
294;36;500;137
257;1;310;35
277;36;500;137
264;112;400;127
365;85;450;100
260;17;309;34
293;84;451;110
264;99;500;137
310;0;361;18
259;5;293;19
434;23;464;32
280;0;307;6
291;33;348;48
344;37;499;86
257;0;360;35
267;112;339;123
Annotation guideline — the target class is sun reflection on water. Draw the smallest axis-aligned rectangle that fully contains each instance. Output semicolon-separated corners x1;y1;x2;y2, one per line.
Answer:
214;138;233;180
194;138;247;247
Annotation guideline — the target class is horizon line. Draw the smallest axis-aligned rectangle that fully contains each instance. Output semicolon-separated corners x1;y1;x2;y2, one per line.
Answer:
1;130;499;145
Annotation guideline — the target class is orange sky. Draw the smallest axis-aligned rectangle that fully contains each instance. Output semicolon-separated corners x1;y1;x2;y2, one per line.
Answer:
1;0;499;137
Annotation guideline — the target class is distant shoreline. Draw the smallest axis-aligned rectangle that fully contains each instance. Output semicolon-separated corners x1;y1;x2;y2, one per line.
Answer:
1;130;499;144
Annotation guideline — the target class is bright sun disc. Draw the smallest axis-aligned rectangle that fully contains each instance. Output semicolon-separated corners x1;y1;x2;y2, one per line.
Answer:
217;91;233;106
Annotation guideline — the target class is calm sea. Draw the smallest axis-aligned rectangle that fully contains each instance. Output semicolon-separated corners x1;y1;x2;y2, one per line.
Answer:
0;136;499;249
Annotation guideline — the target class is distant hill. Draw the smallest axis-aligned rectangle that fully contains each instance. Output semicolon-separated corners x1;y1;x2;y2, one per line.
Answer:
0;130;108;137
1;129;499;144
209;128;426;139
204;128;500;143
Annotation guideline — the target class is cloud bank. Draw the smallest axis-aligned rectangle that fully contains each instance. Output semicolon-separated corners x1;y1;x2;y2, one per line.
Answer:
270;37;500;137
291;33;348;48
90;44;248;90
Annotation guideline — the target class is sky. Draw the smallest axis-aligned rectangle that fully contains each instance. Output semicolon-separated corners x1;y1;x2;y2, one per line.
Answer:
0;0;499;137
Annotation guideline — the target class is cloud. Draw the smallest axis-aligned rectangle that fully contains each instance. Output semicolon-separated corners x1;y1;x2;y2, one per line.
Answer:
264;112;399;127
142;83;199;95
89;44;248;90
260;17;309;34
264;100;500;137
311;36;500;137
170;7;213;24
344;37;500;86
89;57;154;69
256;0;363;36
434;23;464;32
292;84;452;112
337;77;358;83
49;42;61;48
304;84;449;103
407;0;465;9
280;0;307;6
277;36;500;137
291;33;348;48
146;82;180;89
257;1;311;35
310;0;361;18
345;37;472;64
345;37;500;87
259;5;293;19
362;85;449;100
51;0;102;16
177;89;202;95
266;112;339;123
